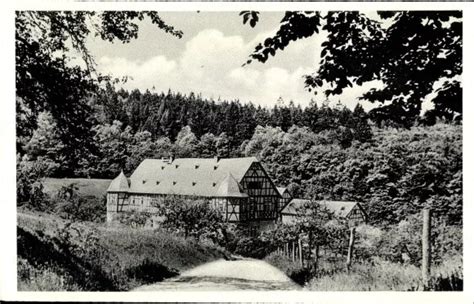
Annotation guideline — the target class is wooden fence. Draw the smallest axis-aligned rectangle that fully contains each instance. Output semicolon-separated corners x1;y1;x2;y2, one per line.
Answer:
276;209;434;288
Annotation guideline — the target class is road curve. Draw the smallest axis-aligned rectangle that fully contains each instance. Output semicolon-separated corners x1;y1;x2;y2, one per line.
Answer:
133;258;299;291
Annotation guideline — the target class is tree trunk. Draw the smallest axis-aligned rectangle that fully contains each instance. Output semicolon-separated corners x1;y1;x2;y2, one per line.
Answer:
346;227;355;271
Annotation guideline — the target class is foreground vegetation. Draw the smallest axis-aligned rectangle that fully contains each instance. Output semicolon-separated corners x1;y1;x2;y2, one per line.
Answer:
265;252;462;291
17;210;226;291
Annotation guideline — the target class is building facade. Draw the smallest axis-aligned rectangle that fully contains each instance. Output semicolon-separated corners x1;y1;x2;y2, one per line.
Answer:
280;199;368;226
106;157;282;230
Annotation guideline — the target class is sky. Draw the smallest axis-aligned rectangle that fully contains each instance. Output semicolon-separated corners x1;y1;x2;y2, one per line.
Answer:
86;12;383;109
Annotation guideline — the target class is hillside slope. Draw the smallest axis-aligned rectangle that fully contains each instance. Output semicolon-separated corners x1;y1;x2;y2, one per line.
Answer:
17;211;226;291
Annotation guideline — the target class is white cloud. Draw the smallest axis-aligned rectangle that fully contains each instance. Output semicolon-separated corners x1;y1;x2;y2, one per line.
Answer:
96;28;370;109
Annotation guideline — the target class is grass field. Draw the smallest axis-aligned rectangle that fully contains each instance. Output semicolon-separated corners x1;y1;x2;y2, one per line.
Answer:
41;178;112;199
17;210;227;291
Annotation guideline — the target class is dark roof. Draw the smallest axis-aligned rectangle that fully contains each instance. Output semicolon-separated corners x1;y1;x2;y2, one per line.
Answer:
281;199;360;218
115;157;258;197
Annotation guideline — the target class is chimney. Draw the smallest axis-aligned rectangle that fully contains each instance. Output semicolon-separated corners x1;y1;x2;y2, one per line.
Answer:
169;155;174;163
214;155;220;162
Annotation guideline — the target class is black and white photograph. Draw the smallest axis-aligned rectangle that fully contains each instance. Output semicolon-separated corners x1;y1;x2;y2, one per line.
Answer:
5;2;467;299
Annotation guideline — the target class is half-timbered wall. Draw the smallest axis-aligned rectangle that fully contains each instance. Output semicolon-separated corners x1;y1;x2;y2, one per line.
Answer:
346;206;366;226
106;161;280;225
210;198;244;222
239;162;280;221
278;191;292;212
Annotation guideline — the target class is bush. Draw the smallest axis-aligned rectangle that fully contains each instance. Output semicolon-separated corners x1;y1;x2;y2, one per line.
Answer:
153;195;226;242
232;236;273;259
17;155;56;212
264;252;310;285
52;184;106;223
373;215;462;266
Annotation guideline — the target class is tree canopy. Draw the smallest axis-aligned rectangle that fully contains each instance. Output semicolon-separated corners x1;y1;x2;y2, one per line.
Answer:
246;11;462;127
15;11;182;159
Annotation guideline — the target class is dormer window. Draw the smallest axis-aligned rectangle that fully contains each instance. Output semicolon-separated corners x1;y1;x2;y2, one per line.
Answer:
212;182;217;187
175;165;179;169
192;182;196;186
214;166;218;170
173;181;177;185
156;181;160;185
195;165;199;169
161;166;165;170
142;180;146;184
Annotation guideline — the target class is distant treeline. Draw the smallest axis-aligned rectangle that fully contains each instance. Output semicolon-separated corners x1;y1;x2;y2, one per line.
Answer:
94;84;373;144
18;84;374;177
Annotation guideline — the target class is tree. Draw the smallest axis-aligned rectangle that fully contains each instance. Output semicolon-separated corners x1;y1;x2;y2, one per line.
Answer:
197;133;218;158
175;126;199;157
153;196;226;242
24;111;63;168
16;11;182;167
245;11;462;126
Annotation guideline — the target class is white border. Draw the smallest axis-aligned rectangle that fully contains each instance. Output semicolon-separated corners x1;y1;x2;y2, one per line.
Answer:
1;1;473;302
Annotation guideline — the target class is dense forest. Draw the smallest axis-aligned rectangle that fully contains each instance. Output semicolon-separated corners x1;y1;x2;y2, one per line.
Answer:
17;84;462;227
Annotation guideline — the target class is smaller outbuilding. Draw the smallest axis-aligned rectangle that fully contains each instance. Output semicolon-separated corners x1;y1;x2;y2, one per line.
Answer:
280;198;367;226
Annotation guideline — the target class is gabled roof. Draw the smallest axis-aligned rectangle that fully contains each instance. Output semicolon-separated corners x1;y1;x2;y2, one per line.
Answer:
319;200;359;217
281;199;311;214
277;187;288;196
281;199;360;218
107;171;130;192
126;157;258;197
216;173;248;198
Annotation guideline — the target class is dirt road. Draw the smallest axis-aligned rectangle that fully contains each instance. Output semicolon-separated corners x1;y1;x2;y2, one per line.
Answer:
133;258;299;291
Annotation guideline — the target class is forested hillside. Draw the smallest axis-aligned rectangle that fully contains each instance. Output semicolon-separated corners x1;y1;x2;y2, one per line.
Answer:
18;85;373;178
17;84;462;227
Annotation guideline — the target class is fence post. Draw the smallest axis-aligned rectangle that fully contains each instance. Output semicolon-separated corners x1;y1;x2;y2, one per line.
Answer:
298;238;303;267
292;241;296;262
346;227;356;271
422;208;432;290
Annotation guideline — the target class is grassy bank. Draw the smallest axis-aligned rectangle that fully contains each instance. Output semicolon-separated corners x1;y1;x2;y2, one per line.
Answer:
306;256;462;291
17;210;226;291
265;252;462;291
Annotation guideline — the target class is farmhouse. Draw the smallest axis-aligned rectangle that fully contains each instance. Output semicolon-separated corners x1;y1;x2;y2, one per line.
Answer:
280;198;368;226
106;156;282;230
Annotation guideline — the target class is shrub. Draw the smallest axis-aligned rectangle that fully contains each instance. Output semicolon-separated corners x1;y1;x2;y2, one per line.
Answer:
17;155;56;212
232;236;273;259
52;184;106;223
264;252;310;285
153;195;226;242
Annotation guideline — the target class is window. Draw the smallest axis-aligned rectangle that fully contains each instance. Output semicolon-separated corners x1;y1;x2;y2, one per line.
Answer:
247;181;262;189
